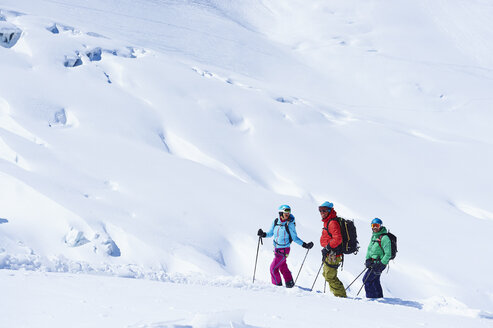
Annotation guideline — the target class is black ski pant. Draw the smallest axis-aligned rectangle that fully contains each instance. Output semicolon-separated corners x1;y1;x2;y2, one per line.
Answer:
363;267;384;298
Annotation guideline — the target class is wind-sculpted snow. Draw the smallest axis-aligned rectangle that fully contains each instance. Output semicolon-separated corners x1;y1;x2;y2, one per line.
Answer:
0;137;30;170
0;97;45;143
0;97;40;169
164;131;250;183
0;1;493;324
453;202;493;222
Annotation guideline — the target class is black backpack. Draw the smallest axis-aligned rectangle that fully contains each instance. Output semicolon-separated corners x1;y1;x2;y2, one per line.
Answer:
325;217;359;255
378;232;397;260
274;217;295;243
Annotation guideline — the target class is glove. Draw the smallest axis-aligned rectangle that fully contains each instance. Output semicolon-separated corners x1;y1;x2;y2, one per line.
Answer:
321;247;329;261
365;259;373;268
302;241;314;249
257;229;266;238
372;261;386;272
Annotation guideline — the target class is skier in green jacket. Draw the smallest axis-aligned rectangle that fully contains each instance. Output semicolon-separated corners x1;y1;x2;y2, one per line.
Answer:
363;218;391;298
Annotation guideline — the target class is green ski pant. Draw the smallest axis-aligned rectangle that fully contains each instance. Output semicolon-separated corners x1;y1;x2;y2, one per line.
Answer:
322;256;347;298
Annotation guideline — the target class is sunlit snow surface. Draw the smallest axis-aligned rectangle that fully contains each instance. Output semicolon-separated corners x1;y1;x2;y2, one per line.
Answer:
1;270;492;327
1;1;493;326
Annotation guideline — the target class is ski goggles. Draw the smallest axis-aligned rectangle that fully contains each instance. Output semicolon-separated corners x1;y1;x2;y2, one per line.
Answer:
319;208;330;213
279;209;291;214
371;223;381;229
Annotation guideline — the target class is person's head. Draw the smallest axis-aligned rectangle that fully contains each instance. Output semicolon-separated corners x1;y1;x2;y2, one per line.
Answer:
318;201;333;219
278;204;291;221
371;218;382;232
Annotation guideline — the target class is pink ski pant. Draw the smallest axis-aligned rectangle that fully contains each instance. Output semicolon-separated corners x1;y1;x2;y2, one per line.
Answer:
270;247;293;285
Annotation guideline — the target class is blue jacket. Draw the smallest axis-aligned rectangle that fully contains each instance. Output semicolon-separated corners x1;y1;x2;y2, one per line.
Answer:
265;214;304;249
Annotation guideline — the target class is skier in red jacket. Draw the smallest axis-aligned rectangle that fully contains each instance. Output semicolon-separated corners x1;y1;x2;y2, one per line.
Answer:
319;201;347;297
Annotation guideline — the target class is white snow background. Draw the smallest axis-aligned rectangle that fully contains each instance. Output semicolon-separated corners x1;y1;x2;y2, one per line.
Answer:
1;0;493;327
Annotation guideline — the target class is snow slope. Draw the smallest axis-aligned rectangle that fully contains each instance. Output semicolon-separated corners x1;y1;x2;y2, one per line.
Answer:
1;270;492;328
1;0;493;325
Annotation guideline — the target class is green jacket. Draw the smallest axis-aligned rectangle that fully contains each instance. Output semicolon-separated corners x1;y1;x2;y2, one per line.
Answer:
365;226;392;265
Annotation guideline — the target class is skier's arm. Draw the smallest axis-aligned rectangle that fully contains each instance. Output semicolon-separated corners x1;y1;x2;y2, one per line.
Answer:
328;220;342;249
380;235;392;265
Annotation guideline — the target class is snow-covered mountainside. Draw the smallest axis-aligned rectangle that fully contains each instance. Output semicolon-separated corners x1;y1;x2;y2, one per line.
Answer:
1;1;492;326
2;270;492;328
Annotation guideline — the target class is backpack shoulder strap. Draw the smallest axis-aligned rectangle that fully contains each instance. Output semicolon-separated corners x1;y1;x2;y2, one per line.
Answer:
285;219;293;243
275;217;293;243
377;233;389;249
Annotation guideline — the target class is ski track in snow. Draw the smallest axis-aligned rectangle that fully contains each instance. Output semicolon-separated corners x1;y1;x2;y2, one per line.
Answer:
190;65;356;127
191;67;259;91
1;268;492;327
2;235;493;323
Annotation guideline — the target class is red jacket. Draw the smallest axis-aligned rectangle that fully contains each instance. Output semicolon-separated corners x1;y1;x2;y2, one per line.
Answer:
320;209;342;251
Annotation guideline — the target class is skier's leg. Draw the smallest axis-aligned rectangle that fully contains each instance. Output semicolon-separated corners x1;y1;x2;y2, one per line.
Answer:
277;248;293;285
270;251;283;285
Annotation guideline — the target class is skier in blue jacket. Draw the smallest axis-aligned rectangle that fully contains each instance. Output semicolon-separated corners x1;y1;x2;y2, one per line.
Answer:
258;205;313;287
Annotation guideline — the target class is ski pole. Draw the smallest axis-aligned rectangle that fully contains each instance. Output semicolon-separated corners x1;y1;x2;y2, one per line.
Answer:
294;248;310;285
310;261;324;291
345;267;368;291
357;268;372;296
252;236;263;284
324;280;326;293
